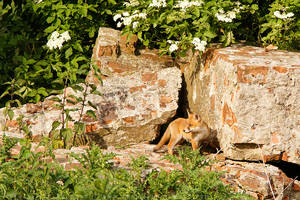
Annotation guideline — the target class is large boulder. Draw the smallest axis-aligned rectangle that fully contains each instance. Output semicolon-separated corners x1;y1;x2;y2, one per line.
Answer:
184;45;300;165
0;27;182;147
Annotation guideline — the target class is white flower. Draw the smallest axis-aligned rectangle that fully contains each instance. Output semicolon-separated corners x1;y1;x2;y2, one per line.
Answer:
227;11;236;19
46;31;71;50
175;0;203;12
113;14;122;21
124;0;139;7
51;31;60;39
138;13;147;19
286;12;294;18
117;22;122;27
192;37;207;52
35;0;43;3
116;10;147;27
61;31;71;41
122;16;133;26
132;21;139;29
149;0;167;8
123;11;130;17
169;43;179;52
274;10;294;19
56;180;64;186
215;9;236;23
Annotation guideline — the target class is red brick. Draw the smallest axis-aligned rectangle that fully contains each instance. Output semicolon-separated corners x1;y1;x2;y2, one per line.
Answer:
237;66;269;84
158;79;167;87
122;116;136;123
26;103;43;114
129;85;146;93
6;120;18;128
141;72;157;82
273;66;288;73
159;96;172;108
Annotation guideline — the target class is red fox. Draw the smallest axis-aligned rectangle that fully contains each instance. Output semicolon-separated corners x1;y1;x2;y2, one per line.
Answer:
153;111;214;155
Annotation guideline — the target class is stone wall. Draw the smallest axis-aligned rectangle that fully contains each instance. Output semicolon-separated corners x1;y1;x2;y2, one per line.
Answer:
184;45;300;165
0;27;182;147
1;28;300;199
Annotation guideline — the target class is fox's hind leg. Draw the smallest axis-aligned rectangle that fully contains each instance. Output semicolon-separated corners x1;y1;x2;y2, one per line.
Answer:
167;134;182;155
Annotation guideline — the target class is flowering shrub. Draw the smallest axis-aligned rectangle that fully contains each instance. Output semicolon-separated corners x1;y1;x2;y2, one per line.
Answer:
116;0;298;56
0;0;298;108
115;0;256;56
0;0;125;106
260;0;298;50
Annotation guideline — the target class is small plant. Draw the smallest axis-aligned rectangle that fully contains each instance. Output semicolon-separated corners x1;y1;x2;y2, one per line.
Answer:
48;78;102;149
0;142;253;199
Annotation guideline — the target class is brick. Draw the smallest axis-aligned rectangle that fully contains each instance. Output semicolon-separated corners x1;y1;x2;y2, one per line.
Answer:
141;72;157;82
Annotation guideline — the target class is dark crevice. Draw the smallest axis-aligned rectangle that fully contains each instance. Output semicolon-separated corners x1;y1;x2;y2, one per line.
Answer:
266;160;300;181
226;158;300;180
151;74;188;144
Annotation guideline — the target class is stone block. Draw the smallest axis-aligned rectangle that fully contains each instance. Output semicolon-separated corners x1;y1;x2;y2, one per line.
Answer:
0;28;181;148
184;46;300;165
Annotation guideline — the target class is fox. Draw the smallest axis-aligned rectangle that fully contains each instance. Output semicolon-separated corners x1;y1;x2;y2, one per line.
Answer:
153;111;214;155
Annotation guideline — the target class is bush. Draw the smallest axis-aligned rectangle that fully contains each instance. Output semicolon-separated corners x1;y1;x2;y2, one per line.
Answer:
0;0;298;107
0;0;125;107
117;0;299;57
0;140;252;199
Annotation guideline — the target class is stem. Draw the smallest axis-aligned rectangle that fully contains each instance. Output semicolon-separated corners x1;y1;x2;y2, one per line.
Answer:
61;76;68;148
73;83;88;146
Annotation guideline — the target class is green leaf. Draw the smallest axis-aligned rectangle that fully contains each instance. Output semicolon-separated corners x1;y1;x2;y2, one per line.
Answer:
61;128;73;143
65;47;73;59
52;121;61;130
46;16;55;24
8;109;14;120
74;122;85;135
50;96;61;102
26;59;36;65
34;94;41;103
73;42;83;52
88;101;97;110
86;110;97;120
44;26;57;33
107;0;117;5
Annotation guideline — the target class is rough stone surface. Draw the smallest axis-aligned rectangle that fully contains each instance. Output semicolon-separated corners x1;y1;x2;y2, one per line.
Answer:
1;133;299;200
184;45;300;165
0;27;181;147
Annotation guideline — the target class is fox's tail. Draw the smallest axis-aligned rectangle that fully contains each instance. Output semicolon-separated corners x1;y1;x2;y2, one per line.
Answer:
153;126;171;151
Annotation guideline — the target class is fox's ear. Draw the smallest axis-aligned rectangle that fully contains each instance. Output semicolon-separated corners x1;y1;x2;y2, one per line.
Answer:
187;108;191;116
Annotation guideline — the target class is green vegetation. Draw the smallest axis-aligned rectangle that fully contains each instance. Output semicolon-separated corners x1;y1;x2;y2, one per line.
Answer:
0;0;298;107
0;1;297;197
0;138;252;199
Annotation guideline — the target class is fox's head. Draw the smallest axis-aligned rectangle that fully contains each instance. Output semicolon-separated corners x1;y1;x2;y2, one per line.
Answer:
183;111;202;133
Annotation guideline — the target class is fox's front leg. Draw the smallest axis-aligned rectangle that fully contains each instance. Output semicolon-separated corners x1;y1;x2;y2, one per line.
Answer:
191;139;199;151
168;134;182;155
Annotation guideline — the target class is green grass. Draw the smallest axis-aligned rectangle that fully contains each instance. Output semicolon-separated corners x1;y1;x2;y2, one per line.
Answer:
0;136;252;200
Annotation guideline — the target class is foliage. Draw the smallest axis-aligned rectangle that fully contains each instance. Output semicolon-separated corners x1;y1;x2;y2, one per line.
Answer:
260;0;299;50
0;142;252;199
48;80;101;149
0;0;125;107
117;0;298;57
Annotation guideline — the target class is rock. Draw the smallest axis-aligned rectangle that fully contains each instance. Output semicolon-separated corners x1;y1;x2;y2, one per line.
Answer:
1;132;299;200
209;159;300;200
0;27;182;147
184;46;300;165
